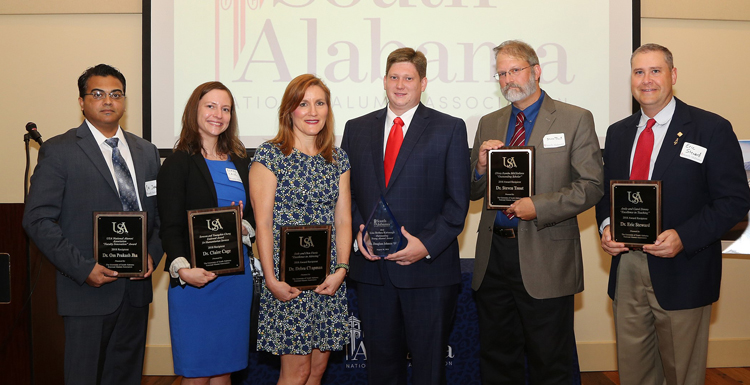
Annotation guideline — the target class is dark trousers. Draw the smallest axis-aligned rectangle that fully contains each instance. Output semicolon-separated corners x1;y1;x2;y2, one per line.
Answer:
63;293;149;385
475;233;575;385
357;268;459;385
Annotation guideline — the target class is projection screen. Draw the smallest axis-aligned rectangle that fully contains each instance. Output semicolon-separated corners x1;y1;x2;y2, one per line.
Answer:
145;0;638;152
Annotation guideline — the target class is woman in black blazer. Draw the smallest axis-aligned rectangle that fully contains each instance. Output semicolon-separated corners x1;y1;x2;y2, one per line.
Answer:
157;81;257;384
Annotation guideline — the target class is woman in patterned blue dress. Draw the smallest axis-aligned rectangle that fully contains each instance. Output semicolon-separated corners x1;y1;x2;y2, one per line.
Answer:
158;82;256;384
249;74;351;385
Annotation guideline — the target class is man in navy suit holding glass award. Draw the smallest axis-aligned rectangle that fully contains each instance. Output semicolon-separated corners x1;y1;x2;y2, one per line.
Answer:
341;47;471;385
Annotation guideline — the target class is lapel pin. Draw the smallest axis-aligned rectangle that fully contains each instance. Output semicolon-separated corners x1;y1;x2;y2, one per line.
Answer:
674;132;683;146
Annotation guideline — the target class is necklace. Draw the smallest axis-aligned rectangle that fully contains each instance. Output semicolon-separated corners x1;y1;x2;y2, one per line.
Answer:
202;148;226;161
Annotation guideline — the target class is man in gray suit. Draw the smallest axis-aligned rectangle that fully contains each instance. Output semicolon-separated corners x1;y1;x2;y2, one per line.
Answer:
23;64;162;385
469;40;603;384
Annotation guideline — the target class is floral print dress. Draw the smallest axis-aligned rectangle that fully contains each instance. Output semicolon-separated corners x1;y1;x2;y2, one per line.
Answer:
253;142;350;355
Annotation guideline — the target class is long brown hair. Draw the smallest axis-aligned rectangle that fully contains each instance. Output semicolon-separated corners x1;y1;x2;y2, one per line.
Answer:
270;74;335;163
174;81;246;158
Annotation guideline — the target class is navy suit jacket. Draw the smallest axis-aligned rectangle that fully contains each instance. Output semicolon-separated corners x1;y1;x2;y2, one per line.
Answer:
341;104;471;288
595;98;750;310
23;122;163;316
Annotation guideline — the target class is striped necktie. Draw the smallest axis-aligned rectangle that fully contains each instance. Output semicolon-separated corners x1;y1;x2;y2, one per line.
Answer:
105;138;139;211
504;112;526;220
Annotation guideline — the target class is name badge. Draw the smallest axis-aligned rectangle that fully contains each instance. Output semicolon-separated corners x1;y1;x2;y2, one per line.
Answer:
680;142;707;164
543;133;565;148
145;180;157;197
226;168;242;182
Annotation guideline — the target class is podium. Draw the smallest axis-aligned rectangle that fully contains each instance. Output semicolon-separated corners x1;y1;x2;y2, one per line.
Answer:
0;203;64;384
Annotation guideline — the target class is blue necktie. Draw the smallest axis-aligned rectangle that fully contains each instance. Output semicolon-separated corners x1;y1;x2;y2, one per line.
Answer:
105;138;139;211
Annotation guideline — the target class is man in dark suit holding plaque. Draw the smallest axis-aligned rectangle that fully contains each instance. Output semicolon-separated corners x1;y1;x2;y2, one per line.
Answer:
470;40;604;384
595;44;750;385
22;64;163;385
341;47;470;385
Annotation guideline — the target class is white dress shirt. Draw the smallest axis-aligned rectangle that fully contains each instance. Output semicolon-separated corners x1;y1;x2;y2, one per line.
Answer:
86;120;143;210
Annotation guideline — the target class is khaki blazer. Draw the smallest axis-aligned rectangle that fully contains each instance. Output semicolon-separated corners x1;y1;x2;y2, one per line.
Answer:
469;93;603;299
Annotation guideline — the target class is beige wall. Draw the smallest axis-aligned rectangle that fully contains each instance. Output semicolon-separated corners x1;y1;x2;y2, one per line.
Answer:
2;0;749;375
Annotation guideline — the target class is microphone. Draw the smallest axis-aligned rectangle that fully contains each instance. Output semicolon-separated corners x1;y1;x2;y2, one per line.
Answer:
26;122;43;145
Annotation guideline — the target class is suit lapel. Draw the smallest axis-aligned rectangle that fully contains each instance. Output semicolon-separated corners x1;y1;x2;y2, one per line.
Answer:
618;113;641;179
651;99;691;181
76;122;119;196
387;104;428;189
124;132;148;205
369;108;388;193
527;94;556;147
494;107;512;144
193;153;219;205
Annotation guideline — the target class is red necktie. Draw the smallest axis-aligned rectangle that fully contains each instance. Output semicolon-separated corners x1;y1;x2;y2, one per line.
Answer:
630;118;656;180
384;117;404;187
504;112;526;219
509;111;526;147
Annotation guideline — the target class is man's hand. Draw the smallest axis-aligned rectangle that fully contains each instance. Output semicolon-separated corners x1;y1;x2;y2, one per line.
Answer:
86;264;118;287
385;227;429;265
475;140;506;176
178;268;217;288
130;254;154;280
357;224;379;261
506;197;537;220
600;225;629;256
643;229;683;258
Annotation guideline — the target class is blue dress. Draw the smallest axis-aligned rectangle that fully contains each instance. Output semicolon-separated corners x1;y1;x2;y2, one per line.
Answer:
168;158;253;377
253;143;350;355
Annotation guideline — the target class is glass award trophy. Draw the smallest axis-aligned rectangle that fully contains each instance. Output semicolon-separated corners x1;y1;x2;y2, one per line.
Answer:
362;196;402;258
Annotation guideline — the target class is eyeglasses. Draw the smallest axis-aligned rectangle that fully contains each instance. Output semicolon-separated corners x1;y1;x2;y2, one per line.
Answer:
493;66;531;80
83;90;126;100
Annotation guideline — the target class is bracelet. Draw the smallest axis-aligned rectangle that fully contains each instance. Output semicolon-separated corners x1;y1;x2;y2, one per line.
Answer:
333;263;349;274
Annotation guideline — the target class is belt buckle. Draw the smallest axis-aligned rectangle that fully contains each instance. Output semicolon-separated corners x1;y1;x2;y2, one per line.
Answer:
495;227;516;239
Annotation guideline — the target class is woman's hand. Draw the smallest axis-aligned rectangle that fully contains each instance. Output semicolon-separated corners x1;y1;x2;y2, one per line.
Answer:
177;268;217;288
266;278;301;302
314;269;346;296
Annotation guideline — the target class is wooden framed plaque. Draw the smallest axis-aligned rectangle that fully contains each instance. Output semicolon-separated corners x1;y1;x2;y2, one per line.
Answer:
486;147;535;210
94;211;147;278
610;180;662;247
280;225;332;290
188;206;244;275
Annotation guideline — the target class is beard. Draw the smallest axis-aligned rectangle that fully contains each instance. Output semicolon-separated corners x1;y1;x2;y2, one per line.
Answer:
501;72;537;103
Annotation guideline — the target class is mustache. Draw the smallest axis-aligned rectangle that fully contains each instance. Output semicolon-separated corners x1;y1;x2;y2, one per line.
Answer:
502;82;522;93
